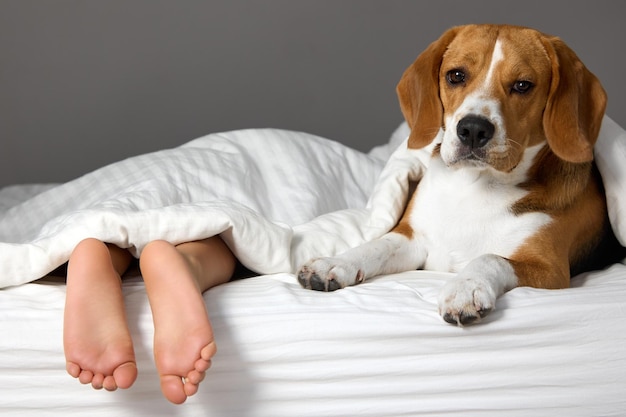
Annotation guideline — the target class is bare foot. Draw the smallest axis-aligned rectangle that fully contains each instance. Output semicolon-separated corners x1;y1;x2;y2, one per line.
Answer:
64;239;137;391
140;239;232;404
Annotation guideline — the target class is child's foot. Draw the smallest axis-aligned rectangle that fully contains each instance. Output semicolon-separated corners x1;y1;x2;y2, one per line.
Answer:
64;239;137;391
140;240;220;404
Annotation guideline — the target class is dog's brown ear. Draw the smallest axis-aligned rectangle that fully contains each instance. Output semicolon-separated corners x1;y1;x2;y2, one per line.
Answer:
396;27;459;149
541;35;607;163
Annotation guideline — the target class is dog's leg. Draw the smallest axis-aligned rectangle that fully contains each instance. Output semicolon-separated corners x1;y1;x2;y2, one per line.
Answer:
437;254;518;326
298;232;424;291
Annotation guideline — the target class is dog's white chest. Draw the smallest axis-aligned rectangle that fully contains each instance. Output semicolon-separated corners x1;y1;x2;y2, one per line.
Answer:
409;158;551;272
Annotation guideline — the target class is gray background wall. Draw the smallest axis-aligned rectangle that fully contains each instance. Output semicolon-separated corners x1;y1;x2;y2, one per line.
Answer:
1;0;625;187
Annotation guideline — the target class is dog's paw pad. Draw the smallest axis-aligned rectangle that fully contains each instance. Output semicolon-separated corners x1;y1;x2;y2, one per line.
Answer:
297;258;362;292
438;278;496;326
442;306;492;326
309;273;342;291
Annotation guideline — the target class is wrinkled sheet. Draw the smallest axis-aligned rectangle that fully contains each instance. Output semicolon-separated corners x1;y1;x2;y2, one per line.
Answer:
1;264;625;416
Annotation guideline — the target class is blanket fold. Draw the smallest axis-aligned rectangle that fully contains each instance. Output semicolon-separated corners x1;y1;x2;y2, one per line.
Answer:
0;128;423;287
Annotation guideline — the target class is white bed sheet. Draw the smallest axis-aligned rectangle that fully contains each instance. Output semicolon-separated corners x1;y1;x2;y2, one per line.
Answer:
1;264;625;417
1;118;626;416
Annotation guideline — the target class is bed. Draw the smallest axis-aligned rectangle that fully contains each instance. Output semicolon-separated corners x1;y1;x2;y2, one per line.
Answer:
1;117;625;417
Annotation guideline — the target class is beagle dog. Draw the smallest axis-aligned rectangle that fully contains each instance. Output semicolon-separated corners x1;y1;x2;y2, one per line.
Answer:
297;24;624;325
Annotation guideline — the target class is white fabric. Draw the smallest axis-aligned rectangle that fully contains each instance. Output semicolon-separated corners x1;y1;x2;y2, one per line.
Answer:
1;265;625;416
595;116;626;245
0;128;423;287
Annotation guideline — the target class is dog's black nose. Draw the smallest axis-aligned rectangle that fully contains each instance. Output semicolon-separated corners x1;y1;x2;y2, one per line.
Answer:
456;115;495;149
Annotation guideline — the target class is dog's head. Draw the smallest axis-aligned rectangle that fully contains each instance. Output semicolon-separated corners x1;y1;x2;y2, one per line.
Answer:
397;24;607;171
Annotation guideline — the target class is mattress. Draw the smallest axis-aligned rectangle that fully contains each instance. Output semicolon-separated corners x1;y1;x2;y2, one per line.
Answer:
1;119;625;416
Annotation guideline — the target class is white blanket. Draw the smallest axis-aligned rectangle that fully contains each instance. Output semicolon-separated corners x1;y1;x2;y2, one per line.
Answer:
0;127;421;287
1;117;624;288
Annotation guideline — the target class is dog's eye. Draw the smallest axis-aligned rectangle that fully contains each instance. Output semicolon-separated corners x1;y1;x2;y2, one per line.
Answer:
511;80;534;94
446;70;466;85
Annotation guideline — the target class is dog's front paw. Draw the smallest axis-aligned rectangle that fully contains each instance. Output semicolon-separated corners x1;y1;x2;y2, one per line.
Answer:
437;277;497;326
297;258;364;292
